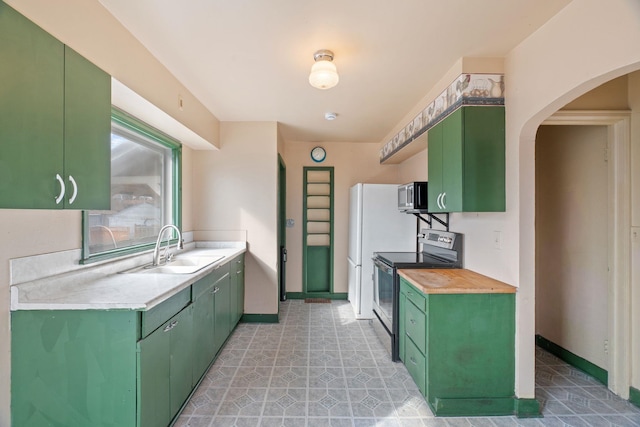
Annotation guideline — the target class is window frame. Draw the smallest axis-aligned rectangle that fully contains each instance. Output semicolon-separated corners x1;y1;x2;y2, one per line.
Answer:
81;107;182;264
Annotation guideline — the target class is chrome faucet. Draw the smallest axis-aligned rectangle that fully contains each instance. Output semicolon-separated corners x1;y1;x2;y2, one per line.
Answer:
152;224;184;266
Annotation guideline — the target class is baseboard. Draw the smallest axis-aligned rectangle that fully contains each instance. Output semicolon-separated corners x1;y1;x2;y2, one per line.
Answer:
286;292;348;300
535;335;608;385
514;398;541;418
240;313;279;323
629;387;640;409
430;397;515;417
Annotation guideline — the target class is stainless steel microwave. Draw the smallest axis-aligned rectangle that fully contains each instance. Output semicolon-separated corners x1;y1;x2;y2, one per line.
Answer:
398;182;428;212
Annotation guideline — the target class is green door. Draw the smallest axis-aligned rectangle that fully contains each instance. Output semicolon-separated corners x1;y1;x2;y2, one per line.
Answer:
303;167;334;294
278;155;287;302
63;46;111;210
0;2;64;209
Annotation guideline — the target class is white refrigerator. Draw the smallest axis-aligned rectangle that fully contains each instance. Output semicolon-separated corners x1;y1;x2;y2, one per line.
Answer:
347;183;417;319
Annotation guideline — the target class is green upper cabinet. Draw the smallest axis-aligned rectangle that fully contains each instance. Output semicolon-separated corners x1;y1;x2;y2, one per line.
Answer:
63;46;111;210
0;2;64;209
427;106;505;213
0;2;110;209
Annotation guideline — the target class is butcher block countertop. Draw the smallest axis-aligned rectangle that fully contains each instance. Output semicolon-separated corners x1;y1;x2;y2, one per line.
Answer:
398;268;516;294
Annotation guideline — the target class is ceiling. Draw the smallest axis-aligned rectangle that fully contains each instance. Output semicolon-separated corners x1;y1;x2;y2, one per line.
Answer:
99;0;571;144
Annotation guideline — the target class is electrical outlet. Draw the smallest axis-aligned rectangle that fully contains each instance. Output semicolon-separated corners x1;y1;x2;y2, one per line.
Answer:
493;231;502;249
604;340;609;354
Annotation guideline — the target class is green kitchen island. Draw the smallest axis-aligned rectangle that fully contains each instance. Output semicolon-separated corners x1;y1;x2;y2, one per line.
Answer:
397;268;535;417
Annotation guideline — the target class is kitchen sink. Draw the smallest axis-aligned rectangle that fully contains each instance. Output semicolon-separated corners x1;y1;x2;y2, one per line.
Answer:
121;255;224;275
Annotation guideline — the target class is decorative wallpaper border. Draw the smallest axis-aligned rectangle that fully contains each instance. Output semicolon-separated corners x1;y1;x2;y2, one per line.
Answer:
380;73;505;162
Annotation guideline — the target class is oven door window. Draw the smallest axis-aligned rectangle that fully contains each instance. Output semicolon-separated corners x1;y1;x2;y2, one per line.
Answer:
374;260;394;321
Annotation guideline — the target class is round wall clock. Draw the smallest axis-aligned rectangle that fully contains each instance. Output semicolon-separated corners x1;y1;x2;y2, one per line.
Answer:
310;146;326;163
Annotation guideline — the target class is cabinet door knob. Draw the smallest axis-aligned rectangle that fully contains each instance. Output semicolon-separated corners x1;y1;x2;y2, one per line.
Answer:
68;175;78;204
213;286;220;294
55;174;65;204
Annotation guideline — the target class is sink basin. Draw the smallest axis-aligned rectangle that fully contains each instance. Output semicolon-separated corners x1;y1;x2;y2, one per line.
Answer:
122;255;224;274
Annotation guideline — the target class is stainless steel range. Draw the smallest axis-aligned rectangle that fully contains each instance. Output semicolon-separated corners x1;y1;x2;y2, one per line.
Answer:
371;229;463;361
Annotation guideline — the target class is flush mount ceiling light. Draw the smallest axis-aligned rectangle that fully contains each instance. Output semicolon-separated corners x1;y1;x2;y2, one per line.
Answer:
309;49;339;90
324;112;337;120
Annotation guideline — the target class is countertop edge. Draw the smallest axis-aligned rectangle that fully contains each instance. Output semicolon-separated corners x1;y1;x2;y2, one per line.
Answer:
11;245;247;312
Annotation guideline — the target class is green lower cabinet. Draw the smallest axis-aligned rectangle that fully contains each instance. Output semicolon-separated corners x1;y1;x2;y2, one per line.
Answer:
230;254;245;326
405;338;427;396
138;319;171;427
11;310;138;427
11;254;246;426
138;304;194;427
213;265;232;354
169;305;195;417
398;292;406;363
192;275;216;383
399;278;515;417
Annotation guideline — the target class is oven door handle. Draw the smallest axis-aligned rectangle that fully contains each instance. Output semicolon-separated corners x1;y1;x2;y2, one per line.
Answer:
373;257;394;275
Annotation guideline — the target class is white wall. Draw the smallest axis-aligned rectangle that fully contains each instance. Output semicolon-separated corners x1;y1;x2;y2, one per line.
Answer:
0;8;208;422
387;0;640;400
628;72;640;391
192;122;279;314
282;141;403;294
503;0;640;398
4;0;219;147
535;125;610;369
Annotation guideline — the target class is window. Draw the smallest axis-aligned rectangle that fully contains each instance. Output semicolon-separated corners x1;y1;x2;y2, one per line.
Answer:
82;107;181;262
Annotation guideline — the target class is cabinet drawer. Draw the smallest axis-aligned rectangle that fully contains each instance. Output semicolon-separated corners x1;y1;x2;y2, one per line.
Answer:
405;299;426;352
193;260;230;299
210;261;230;284
141;287;191;338
405;337;426;395
233;254;244;273
192;274;214;300
401;278;426;312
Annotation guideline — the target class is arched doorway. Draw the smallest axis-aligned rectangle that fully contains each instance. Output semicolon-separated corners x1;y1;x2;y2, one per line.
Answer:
535;108;631;397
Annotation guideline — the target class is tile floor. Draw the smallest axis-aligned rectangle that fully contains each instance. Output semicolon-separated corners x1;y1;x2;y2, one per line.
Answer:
176;300;640;427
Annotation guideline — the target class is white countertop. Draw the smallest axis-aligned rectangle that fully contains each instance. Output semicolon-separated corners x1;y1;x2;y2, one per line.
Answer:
10;243;246;311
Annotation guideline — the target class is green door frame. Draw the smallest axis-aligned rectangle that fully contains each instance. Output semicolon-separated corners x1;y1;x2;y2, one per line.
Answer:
278;155;287;304
301;166;336;298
